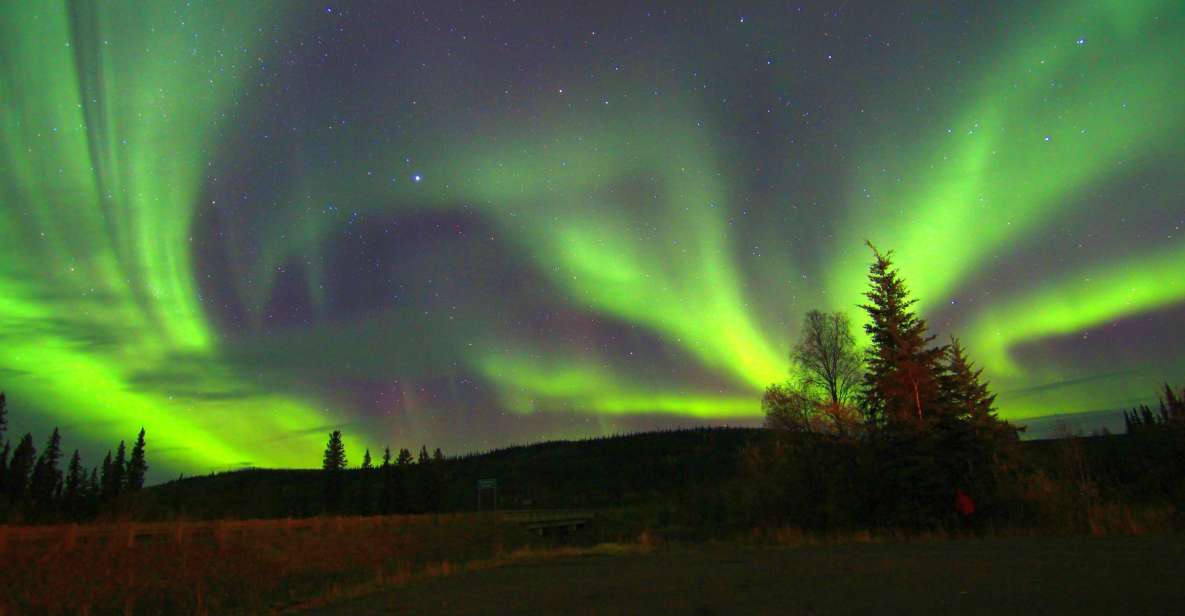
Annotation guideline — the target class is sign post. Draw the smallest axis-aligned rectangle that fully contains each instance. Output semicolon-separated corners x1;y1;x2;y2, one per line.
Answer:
477;478;498;511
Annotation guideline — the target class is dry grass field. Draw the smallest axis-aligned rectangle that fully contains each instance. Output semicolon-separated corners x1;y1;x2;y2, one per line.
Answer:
0;513;536;614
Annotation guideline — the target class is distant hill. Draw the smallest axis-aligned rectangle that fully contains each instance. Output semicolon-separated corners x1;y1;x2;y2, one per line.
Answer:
143;427;763;520
138;426;1162;522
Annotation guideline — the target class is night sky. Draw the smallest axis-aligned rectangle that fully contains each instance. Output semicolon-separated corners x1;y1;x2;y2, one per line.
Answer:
2;1;1183;478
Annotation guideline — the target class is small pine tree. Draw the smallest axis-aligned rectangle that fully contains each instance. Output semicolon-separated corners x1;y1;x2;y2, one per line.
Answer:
1162;383;1185;424
99;451;113;500
322;430;348;512
86;467;100;516
430;448;448;512
110;441;127;497
361;448;372;470
5;433;36;500
380;447;407;514
126;428;148;491
416;446;433;511
64;450;84;518
0;440;9;483
30;428;63;512
942;339;992;419
1124;383;1185;434
323;431;348;470
384;448;414;514
939;339;1019;496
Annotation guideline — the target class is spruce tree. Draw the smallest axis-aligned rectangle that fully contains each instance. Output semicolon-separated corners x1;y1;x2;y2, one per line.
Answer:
939;338;1019;494
1163;383;1185;423
322;430;347;512
323;431;348;470
0;392;7;490
415;446;432;511
396;448;413;466
30;428;63;511
86;467;100;516
942;339;997;421
110;440;127;497
859;242;946;425
361;448;372;470
6;433;36;500
99;451;113;500
126;428;148;491
380;447;408;514
64;450;83;518
430;448;447;512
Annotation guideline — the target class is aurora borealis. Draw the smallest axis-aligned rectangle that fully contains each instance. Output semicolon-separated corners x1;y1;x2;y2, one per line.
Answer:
1;1;1183;478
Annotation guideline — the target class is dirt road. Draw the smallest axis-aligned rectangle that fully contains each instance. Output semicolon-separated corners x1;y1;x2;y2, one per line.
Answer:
305;535;1185;615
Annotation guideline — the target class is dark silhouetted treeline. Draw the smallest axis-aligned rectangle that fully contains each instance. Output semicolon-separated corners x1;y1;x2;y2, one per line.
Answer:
0;392;150;523
320;431;449;515
122;427;757;520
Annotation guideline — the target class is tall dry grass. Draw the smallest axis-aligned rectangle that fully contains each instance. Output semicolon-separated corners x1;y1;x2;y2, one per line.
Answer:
0;513;538;614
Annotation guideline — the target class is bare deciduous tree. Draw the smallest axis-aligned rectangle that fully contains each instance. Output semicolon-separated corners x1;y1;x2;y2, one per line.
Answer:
793;310;862;407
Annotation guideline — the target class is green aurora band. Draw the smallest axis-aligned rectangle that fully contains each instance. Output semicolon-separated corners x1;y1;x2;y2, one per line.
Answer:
0;1;1182;473
0;4;339;470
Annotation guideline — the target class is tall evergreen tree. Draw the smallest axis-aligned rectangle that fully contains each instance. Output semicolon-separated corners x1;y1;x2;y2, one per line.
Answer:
6;433;36;500
380;446;408;514
415;446;433;511
0;440;9;484
361;448;372;470
64;450;84;518
1162;383;1185;423
323;431;348;470
859;243;946;425
110;440;127;497
322;430;348;512
938;339;1019;490
126;428;148;491
99;451;113;500
0;391;7;487
30;428;63;511
942;339;997;421
86;467;100;516
429;448;448;512
396;448;414;466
